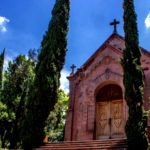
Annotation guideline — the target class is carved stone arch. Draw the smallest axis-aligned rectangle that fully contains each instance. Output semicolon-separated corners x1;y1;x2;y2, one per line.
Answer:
94;80;122;99
91;69;123;91
96;84;122;102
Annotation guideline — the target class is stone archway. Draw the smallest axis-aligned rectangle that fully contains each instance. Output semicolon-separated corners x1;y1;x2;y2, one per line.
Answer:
95;84;125;139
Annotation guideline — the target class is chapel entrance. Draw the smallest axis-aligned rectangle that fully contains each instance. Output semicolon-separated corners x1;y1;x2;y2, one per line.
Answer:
96;84;125;139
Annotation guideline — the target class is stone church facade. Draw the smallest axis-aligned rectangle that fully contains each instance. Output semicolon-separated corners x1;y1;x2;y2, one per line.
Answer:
64;33;150;141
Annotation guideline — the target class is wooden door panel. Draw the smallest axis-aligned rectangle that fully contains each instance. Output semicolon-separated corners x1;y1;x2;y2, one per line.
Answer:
96;102;110;139
111;100;124;138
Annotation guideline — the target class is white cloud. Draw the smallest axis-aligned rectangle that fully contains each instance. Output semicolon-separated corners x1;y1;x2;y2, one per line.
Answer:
145;13;150;29
60;69;70;94
0;16;10;32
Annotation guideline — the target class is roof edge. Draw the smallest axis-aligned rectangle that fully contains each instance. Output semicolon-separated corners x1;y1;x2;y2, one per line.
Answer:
72;33;150;77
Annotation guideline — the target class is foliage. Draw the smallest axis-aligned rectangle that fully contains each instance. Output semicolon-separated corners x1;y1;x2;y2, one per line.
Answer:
45;90;69;142
28;48;38;64
0;101;10;148
0;49;6;148
122;0;149;149
0;49;5;89
0;54;35;149
22;0;70;149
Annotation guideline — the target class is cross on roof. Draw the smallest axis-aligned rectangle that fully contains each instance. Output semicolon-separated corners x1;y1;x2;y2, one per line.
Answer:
70;64;76;75
110;19;120;34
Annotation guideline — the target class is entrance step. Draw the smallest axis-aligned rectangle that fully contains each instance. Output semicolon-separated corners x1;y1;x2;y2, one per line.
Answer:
34;138;127;150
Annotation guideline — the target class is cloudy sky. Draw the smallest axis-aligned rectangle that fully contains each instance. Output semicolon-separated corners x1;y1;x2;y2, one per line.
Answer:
0;0;150;92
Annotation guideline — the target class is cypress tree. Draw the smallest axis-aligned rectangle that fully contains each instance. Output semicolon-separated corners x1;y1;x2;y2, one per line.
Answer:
23;0;70;149
0;49;5;89
122;0;149;149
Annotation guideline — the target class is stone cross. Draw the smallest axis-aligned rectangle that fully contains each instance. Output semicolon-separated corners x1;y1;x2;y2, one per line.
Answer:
70;64;76;75
110;19;120;33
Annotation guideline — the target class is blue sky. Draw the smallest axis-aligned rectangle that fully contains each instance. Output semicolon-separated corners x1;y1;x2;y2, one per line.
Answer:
0;0;150;92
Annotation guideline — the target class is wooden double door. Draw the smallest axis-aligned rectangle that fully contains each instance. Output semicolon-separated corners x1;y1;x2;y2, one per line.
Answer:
96;99;125;139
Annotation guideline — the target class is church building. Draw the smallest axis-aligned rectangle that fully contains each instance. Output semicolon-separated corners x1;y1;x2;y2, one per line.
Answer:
64;20;150;141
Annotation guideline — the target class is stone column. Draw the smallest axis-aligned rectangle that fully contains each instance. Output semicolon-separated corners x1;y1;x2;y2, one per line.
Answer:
64;75;75;141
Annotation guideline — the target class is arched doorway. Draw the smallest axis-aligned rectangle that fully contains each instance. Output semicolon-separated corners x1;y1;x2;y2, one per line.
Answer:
95;84;125;139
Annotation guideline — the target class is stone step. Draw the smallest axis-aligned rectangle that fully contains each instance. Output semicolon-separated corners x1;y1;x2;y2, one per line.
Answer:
39;141;126;148
38;140;125;147
35;146;127;150
34;139;127;150
36;145;127;150
51;138;126;144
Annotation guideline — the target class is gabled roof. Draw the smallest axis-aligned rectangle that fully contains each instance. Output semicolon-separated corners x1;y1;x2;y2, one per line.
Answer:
74;33;150;76
81;33;123;70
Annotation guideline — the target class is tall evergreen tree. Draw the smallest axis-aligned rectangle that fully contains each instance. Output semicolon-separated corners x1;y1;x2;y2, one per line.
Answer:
23;0;70;149
122;0;148;149
0;49;5;89
0;49;5;148
0;54;35;149
7;55;35;149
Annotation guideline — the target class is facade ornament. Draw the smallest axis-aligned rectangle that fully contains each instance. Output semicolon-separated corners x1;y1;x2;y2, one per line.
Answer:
70;64;76;75
110;19;120;34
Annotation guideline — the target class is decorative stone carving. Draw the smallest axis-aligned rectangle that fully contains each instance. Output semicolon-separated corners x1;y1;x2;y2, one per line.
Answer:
105;68;111;79
85;56;119;79
91;68;123;84
87;105;95;131
102;56;111;65
79;103;83;123
86;87;93;100
78;92;83;98
79;103;83;112
76;85;83;99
